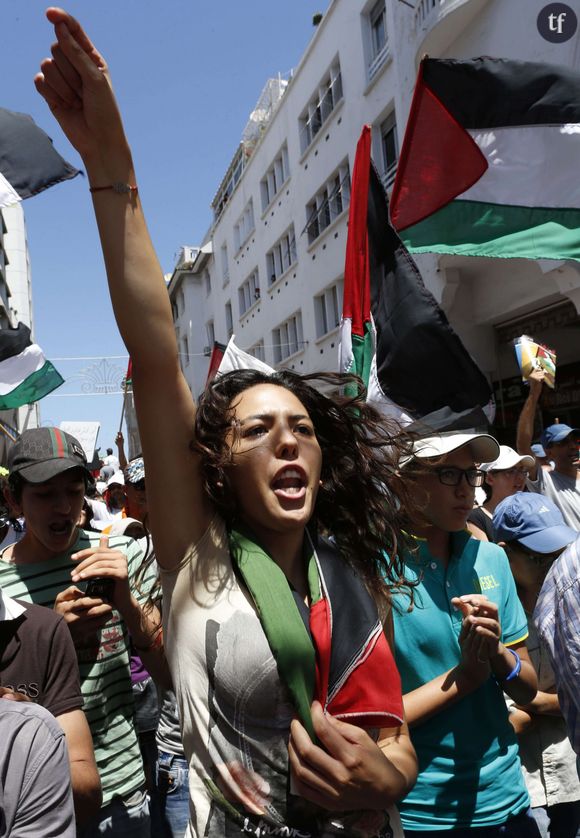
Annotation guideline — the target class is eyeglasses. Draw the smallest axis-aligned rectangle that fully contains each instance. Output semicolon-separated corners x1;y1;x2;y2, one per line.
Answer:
433;467;485;488
495;467;529;478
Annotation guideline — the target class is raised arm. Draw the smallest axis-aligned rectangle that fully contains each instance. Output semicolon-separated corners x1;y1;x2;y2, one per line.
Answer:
35;9;212;566
115;431;127;471
516;369;545;481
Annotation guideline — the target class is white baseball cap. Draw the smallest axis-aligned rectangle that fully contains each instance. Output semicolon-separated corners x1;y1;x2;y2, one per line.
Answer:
107;471;125;487
408;431;500;465
479;445;534;473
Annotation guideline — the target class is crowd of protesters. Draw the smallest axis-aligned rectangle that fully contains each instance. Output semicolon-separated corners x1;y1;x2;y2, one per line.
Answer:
0;7;579;838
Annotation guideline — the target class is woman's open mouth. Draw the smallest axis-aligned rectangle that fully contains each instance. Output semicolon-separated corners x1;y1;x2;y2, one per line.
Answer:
272;467;307;500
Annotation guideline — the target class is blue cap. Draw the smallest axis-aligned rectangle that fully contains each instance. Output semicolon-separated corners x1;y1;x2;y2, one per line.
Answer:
493;492;576;553
541;424;579;448
531;443;546;458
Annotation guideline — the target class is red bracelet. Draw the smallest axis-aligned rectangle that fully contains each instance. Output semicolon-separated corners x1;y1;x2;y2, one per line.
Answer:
89;182;138;195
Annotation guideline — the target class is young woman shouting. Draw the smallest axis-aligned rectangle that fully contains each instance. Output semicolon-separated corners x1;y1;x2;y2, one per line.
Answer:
34;10;417;836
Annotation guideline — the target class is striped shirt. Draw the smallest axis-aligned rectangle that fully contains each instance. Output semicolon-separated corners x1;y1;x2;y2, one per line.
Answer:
0;529;157;805
534;535;580;755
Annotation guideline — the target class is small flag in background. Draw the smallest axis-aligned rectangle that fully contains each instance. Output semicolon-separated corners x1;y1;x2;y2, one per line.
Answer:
390;57;580;262
514;335;557;389
340;125;493;432
122;358;133;389
205;342;228;387
0;418;20;443
0;323;63;409
0;107;80;209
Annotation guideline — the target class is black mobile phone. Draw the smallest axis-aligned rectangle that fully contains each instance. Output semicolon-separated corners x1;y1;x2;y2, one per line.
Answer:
84;577;115;601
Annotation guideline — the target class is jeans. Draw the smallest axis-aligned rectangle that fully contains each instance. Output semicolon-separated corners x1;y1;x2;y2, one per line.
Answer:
150;750;189;838
532;802;580;838
77;786;150;837
405;808;541;837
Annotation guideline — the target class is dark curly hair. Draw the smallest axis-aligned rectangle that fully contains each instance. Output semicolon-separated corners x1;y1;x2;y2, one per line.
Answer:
192;368;418;604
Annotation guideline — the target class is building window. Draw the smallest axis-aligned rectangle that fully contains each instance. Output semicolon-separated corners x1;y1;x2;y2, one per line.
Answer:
314;280;343;338
205;320;215;355
367;1;388;80
249;340;266;362
380;111;398;187
225;301;233;338
299;60;343;154
212;145;245;222
306;162;350;244
221;244;229;286
238;268;260;316
181;334;190;366
272;312;304;363
204;269;211;296
266;225;297;287
233;199;255;252
260;144;290;211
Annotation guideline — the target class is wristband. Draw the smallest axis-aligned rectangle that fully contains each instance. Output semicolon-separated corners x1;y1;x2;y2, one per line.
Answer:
502;648;521;682
89;182;138;195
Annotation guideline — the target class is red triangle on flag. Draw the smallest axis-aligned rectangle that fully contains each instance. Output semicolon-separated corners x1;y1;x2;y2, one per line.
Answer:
391;62;488;232
343;125;372;338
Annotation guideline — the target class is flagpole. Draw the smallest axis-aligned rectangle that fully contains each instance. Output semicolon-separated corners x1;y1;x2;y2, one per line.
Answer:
118;387;127;434
118;358;132;436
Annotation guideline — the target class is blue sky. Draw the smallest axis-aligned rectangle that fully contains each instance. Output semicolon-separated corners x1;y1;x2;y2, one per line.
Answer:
3;1;324;453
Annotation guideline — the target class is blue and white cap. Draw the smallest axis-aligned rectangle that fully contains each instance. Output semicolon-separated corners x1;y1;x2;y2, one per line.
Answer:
493;492;576;553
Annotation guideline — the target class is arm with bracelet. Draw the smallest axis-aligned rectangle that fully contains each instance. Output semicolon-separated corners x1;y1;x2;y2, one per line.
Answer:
454;595;537;706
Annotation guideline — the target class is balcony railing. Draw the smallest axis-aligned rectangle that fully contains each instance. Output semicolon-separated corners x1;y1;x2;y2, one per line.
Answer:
299;73;343;154
415;0;490;59
415;0;440;27
368;42;390;82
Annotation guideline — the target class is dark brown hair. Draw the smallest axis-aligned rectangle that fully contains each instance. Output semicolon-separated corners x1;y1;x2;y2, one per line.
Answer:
192;369;418;602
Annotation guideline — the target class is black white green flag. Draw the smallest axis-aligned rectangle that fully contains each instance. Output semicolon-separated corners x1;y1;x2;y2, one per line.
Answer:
0;107;79;208
0;323;63;409
391;58;580;261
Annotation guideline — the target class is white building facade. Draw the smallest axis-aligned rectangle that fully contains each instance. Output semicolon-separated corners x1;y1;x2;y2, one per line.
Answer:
169;0;580;441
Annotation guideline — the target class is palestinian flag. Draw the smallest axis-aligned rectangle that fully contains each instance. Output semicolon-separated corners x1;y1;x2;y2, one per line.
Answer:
123;358;133;390
0;323;63;410
390;58;580;262
340;125;376;405
0;107;80;208
205;341;228;387
340;125;493;431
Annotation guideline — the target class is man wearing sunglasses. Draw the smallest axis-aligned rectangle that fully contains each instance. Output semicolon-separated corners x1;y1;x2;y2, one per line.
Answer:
392;431;539;834
517;369;580;529
493;493;580;837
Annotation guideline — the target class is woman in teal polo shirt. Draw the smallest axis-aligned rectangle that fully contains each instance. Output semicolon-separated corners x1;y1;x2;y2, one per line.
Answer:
393;430;540;836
